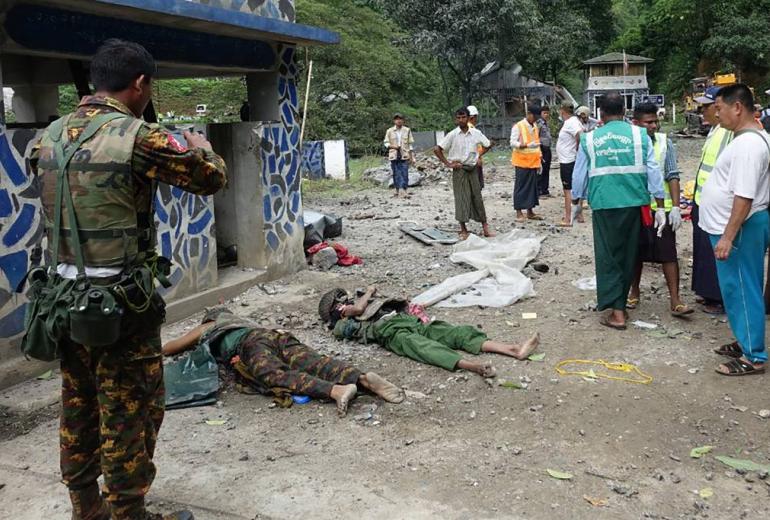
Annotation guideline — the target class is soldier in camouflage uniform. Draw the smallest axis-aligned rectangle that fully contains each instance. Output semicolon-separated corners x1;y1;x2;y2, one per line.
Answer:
162;307;404;416
30;40;227;520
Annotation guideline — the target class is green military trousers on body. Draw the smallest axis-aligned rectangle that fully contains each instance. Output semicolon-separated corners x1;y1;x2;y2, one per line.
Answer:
374;314;488;371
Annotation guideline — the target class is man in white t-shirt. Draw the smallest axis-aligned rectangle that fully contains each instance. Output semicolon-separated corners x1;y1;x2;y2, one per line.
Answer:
699;84;770;377
556;102;587;226
434;106;493;239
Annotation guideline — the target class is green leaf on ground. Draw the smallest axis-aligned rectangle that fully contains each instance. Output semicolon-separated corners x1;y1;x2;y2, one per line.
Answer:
528;353;545;362
500;381;523;389
699;488;714;499
714;455;770;472
546;469;573;480
690;446;713;459
205;419;227;426
36;370;53;380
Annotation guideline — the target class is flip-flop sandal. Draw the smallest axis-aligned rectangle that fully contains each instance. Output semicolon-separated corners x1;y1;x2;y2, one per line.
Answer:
484;231;497;238
714;340;743;358
600;316;627;330
626;297;639;310
716;358;766;377
527;215;544;221
458;231;469;241
515;217;527;223
702;304;725;315
557;220;572;227
671;304;695;317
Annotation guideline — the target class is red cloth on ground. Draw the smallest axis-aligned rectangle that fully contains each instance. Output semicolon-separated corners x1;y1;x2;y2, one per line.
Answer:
306;242;363;266
329;242;363;266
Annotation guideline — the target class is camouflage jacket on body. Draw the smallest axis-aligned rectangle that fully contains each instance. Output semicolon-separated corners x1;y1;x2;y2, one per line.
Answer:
31;95;227;268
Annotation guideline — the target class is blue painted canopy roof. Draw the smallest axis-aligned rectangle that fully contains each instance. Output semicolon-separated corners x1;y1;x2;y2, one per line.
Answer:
1;1;338;74
21;0;339;46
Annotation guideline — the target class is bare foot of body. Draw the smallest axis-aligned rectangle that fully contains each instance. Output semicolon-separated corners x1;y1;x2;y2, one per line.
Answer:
330;384;357;417
457;359;497;378
359;372;405;403
481;333;540;360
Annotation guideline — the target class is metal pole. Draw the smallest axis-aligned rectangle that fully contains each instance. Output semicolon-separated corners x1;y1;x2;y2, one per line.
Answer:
299;60;313;150
672;103;676;125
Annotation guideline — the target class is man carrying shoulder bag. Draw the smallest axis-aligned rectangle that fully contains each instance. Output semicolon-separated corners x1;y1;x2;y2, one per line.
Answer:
22;39;226;520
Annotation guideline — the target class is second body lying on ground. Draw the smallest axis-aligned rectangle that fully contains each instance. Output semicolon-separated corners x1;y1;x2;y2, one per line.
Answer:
318;286;539;378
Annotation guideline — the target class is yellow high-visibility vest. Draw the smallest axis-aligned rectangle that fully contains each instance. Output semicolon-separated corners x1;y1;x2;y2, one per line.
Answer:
694;126;733;205
650;133;672;211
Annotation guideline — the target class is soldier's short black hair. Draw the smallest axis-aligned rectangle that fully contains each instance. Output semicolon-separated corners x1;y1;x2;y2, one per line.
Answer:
633;102;659;120
455;107;470;117
91;39;156;92
718;83;754;111
600;93;625;116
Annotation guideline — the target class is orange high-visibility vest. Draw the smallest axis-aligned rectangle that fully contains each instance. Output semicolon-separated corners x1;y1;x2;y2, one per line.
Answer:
510;120;542;168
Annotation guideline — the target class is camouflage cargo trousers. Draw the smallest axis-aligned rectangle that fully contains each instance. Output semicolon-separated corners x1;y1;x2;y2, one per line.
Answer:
239;329;362;398
60;310;165;519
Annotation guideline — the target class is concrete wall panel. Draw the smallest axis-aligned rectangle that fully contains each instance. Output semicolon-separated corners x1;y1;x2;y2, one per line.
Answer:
322;140;347;180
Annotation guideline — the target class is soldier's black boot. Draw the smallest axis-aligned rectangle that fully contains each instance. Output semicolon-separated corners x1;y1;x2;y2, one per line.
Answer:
68;484;110;520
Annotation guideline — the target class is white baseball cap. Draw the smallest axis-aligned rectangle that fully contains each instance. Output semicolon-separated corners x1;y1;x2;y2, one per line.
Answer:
576;106;591;116
467;105;479;116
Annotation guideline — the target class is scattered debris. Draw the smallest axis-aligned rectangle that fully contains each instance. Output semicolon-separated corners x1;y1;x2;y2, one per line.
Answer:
35;370;53;380
583;495;608;507
528;353;546;362
404;390;428;399
399;221;459;245
572;276;597;291
758;409;770;419
698;488;714;499
714;455;770;473
632;320;658;330
205;419;227;426
690;446;713;459
522;312;537;320
546;469;573;480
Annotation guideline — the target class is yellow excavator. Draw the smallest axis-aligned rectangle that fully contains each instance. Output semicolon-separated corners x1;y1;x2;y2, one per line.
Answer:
684;73;741;134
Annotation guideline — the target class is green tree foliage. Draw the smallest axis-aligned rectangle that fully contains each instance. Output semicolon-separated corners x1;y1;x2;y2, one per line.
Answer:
296;0;457;155
372;0;603;105
611;0;770;98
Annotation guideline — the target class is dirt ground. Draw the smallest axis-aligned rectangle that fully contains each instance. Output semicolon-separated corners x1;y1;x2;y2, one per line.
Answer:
3;136;770;520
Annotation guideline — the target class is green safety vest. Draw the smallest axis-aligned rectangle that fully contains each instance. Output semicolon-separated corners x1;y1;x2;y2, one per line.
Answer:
38;112;149;267
650;133;672;212
694;125;733;205
582;120;651;210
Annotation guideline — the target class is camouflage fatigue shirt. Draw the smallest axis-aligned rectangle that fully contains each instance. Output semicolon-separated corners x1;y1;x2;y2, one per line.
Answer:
31;94;227;198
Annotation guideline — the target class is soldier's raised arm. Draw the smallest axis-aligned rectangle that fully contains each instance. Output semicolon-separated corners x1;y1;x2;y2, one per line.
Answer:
132;124;227;195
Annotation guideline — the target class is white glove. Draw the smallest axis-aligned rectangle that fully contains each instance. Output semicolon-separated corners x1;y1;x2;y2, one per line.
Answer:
654;208;667;237
527;142;540;149
570;203;582;224
668;207;683;232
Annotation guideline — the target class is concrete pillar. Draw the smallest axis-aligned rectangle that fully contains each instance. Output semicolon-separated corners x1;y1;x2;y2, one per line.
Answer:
208;122;264;269
11;85;59;123
246;72;279;122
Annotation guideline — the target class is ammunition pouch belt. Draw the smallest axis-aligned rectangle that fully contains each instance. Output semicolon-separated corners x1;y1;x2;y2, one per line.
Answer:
20;255;172;359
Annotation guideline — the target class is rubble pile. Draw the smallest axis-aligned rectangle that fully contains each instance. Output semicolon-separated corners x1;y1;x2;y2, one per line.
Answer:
362;153;448;188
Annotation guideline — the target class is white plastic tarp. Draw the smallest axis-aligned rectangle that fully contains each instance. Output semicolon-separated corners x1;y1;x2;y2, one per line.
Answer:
413;230;542;308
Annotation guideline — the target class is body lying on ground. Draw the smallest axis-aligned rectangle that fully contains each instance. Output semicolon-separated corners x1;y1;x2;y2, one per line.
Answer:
162;307;404;416
318;286;539;378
